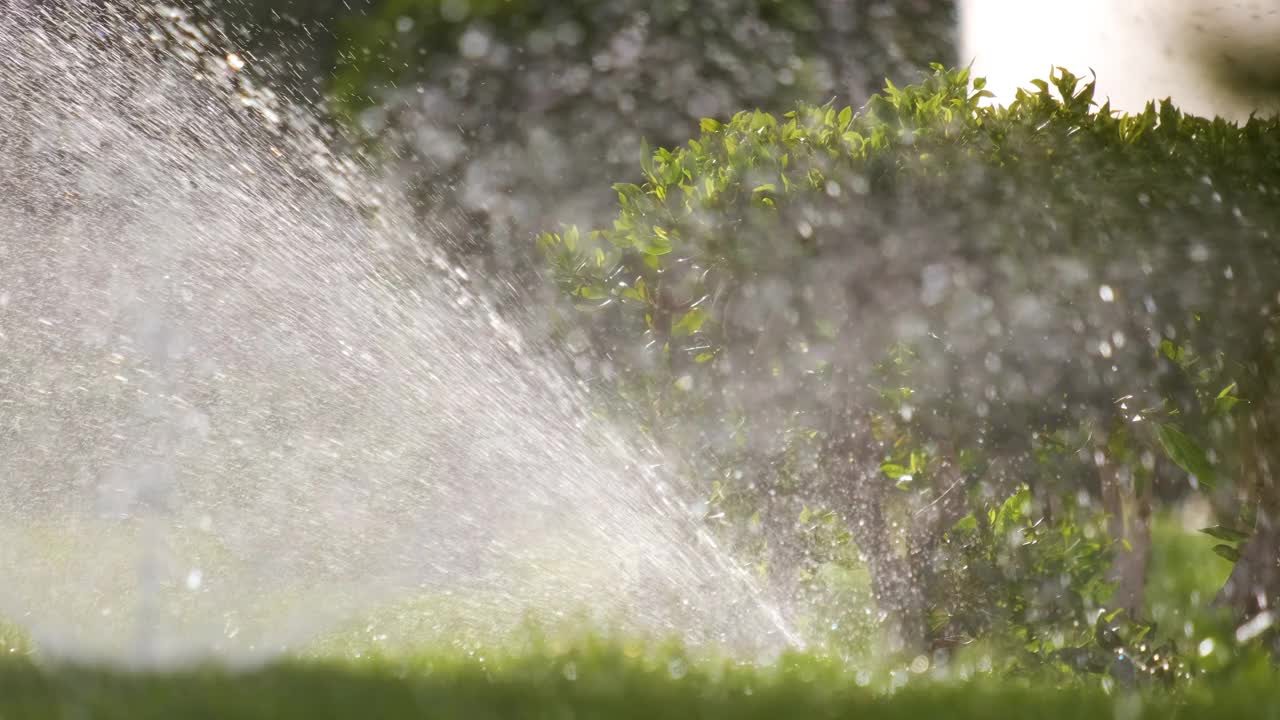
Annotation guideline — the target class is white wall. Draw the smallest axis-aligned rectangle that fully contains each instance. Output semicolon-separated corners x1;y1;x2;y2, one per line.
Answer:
959;0;1280;120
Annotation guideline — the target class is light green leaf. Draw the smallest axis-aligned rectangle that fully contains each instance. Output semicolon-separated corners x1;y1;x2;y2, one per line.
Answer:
672;308;708;337
837;106;853;130
880;462;908;479
1215;382;1243;415
638;228;673;256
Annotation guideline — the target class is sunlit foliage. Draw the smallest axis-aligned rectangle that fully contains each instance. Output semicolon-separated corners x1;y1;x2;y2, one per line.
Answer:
541;65;1280;670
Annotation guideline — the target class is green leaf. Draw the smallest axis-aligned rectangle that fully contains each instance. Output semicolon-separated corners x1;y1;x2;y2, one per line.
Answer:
639;138;654;179
1212;544;1242;563
1158;339;1187;366
909;450;926;474
880;462;909;479
837;106;853;130
621;276;648;303
638;227;673;256
1215;395;1241;415
1199;525;1252;543
1215;382;1242;415
750;110;777;131
671;308;708;337
535;231;559;253
1155;423;1216;488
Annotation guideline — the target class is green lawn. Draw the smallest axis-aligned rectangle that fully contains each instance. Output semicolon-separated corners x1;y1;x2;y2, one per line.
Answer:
0;511;1270;718
0;642;1278;720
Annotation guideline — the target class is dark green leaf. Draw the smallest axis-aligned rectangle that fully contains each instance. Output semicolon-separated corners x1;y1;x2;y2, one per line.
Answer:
1199;525;1251;543
1212;544;1242;563
1155;423;1216;488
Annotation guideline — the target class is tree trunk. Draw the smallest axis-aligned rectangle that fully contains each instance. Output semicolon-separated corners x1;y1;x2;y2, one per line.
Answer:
1216;520;1280;618
1100;460;1152;616
848;496;928;655
822;408;939;656
1214;393;1280;618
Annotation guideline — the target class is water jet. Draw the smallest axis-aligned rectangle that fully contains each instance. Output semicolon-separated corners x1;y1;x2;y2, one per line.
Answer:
0;1;798;667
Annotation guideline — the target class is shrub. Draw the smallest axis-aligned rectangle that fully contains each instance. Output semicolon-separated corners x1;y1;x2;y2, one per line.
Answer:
539;65;1280;657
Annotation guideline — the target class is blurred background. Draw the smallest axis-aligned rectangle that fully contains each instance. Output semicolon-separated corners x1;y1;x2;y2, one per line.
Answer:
205;0;956;299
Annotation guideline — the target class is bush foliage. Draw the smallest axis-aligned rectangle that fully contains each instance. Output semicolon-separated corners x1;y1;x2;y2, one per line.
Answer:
540;65;1280;668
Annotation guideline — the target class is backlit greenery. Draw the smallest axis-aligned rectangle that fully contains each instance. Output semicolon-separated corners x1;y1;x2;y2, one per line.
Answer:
540;65;1280;668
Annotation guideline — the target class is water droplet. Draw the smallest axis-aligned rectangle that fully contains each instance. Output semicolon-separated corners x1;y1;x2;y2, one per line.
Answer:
921;264;951;307
186;569;203;591
1098;284;1115;302
459;29;490;59
1235;610;1274;643
225;53;244;71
